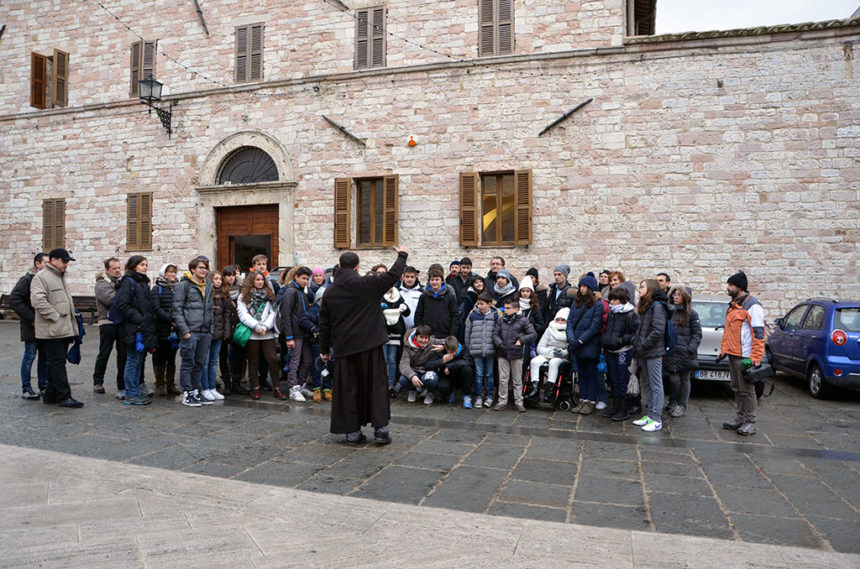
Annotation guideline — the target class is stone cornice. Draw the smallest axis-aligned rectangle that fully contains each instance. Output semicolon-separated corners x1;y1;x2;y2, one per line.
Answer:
194;181;297;195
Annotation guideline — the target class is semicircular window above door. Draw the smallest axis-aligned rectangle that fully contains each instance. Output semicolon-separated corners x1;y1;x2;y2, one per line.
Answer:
217;146;279;184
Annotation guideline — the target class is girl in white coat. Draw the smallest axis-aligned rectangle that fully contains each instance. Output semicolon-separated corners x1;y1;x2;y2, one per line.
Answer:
528;307;571;395
237;272;285;401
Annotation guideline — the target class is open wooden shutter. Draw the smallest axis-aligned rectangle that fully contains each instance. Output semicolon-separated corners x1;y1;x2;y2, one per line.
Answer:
514;170;532;245
355;10;369;69
459;173;479;247
127;194;139;249
382;175;398;246
140;193;153;249
371;7;385;68
498;0;513;54
334;178;351;249
51;49;69;107
479;0;494;57
42;200;54;250
249;24;263;81
130;42;141;96
142;41;156;83
31;53;47;109
54;199;65;249
235;25;248;82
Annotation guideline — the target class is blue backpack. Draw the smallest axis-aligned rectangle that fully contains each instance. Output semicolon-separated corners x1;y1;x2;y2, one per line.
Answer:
661;303;677;355
107;278;135;325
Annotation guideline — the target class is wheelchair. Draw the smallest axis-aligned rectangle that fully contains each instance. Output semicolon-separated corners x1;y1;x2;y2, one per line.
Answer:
522;359;576;411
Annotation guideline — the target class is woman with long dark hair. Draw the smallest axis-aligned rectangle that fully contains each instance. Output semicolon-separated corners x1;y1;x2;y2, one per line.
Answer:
115;255;157;406
237;271;285;401
566;275;605;415
665;286;702;417
632;279;669;431
202;270;229;401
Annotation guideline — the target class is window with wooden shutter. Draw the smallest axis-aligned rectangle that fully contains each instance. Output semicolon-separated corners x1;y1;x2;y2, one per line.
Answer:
51;49;69;107
514;170;532;245
127;193;153;251
479;0;514;57
355;7;386;70
459;173;479;247
382;175;398;246
42;199;65;250
235;24;264;83
334;178;351;249
30;53;47;109
130;40;157;97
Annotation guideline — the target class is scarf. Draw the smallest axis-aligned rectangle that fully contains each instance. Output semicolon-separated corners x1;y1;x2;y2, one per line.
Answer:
502;312;516;324
610;302;635;314
383;288;401;303
494;280;514;297
155;275;177;290
182;270;206;298
249;289;269;316
548;319;567;342
519;298;531;312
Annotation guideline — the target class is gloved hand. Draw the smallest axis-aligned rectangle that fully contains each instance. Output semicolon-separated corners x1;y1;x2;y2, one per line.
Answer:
135;332;145;353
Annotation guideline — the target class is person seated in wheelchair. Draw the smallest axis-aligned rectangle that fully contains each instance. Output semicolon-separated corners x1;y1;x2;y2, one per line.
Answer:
526;307;571;400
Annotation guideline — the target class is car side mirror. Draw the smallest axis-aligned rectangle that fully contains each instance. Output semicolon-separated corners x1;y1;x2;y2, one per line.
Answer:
774;317;783;329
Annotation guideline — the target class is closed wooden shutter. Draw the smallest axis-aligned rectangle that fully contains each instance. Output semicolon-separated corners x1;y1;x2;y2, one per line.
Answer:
498;0;513;54
142;41;156;84
514;170;532;245
382;175;398;246
129;42;141;96
479;0;494;57
127;193;153;250
235;25;248;82
129;40;156;96
459;173;479;247
127;195;139;249
356;7;385;69
355;11;369;69
51;49;69;107
43;199;65;250
371;8;385;68
334;178;351;249
30;52;47;109
140;193;152;249
479;0;514;56
249;24;263;81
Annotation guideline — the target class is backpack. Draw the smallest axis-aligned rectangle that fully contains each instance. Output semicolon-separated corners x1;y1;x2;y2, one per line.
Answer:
661;303;677;354
107;278;135;325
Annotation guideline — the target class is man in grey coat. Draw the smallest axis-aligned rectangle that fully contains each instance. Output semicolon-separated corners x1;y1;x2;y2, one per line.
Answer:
92;257;126;396
172;257;214;407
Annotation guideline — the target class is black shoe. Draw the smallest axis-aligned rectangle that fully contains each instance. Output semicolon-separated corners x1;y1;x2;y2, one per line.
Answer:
93;384;106;394
232;383;250;395
259;382;273;392
389;388;397;399
601;402;619;418
722;421;743;430
374;429;392;445
345;433;367;446
524;382;539;400
58;397;84;408
22;389;41;400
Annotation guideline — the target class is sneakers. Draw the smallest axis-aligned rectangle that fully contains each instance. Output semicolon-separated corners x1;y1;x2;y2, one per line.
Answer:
474;396;483;408
407;390;417;403
58;397;84;408
516;404;527;413
722;420;743;430
447;392;456;405
579;400;595;415
737;422;757;436
494;403;506;411
670;404;686;418
93;384;106;394
123;395;151;406
140;383;155;398
273;388;287;400
193;390;213;406
324;389;333;401
641;419;662;432
115;390;125;400
210;389;225;401
251;387;261;400
632;415;650;426
423;391;434;405
483;397;493;408
463;395;472;409
22;389;41;400
313;389;323;403
201;389;216;401
289;386;306;402
300;386;315;399
595;401;608;411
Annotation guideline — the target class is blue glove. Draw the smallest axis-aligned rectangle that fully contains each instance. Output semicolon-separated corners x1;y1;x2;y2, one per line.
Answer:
167;331;179;349
135;332;145;353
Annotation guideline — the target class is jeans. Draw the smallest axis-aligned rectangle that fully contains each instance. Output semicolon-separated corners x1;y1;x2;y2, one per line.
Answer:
92;323;126;390
123;348;146;399
576;357;598;402
605;349;632;401
473;355;495;399
21;340;47;392
204;338;222;391
382;343;399;389
642;357;664;422
397;371;438;393
178;333;211;393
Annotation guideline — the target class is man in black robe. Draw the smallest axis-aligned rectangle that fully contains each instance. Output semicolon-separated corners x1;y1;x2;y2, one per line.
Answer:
320;246;409;445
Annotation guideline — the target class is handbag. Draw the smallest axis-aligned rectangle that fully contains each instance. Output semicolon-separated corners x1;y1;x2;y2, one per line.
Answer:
232;322;252;347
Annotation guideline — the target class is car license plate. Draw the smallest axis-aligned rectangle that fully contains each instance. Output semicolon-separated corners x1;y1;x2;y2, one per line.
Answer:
696;370;731;381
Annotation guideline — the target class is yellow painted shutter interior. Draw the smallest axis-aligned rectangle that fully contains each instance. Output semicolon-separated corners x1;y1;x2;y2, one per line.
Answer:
382;175;398;246
249;24;263;81
31;52;47;109
498;0;513;54
479;0;495;56
235;25;248;82
459;173;479;247
130;41;141;96
140;193;153;249
334;178;351;249
42;200;54;250
127;194;139;249
371;8;385;68
514;170;532;245
355;10;369;69
52;49;69;107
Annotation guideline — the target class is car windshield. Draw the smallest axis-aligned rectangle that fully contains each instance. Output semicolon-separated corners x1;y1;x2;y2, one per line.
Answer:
835;308;860;332
692;301;727;328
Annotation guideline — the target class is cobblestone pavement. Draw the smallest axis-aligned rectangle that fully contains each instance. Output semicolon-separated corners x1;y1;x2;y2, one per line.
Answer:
1;321;858;554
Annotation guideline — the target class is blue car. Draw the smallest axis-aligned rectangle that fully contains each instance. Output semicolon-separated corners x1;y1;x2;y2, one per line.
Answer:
766;298;860;398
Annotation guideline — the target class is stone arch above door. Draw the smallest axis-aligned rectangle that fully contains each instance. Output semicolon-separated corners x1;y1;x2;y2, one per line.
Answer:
198;130;295;186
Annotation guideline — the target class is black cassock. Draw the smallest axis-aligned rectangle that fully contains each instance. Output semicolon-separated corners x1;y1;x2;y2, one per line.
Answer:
320;251;407;434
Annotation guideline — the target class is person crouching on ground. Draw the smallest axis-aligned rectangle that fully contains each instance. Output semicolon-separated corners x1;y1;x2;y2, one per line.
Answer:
425;335;475;408
396;325;444;405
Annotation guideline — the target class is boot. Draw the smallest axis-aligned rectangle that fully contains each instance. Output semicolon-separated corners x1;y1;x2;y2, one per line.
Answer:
580;400;595;415
611;399;631;422
524;381;539;400
601;397;619;418
232;375;250;395
570;400;584;414
154;363;167;396
165;363;181;396
222;375;232;396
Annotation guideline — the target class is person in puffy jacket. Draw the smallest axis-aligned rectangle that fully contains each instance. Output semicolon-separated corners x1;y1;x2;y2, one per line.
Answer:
492;268;518;309
115;255;157;406
92;256;125;396
601;287;639;421
527;307;570;399
238;271;284;402
397;325;445;405
464;291;499;408
566;275;605;415
201;270;230;402
381;286;410;396
631;279;669;432
414;264;459;339
10;253;48;399
425;336;474;408
172;257;214;407
492;298;536;412
150;263;179;397
665;286;702;418
298;286;331;402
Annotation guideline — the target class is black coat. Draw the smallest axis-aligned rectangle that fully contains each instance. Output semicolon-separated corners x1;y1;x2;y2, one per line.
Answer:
9;270;37;342
414;283;460;338
544;282;571;321
632;290;669;359
116;271;157;350
150;279;176;341
566;299;604;361
319;252;407;358
665;307;703;373
212;289;233;340
602;308;639;351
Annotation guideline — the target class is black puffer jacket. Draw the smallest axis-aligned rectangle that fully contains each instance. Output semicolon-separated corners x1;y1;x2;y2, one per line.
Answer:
665;306;703;372
632;290;669;360
602;305;639;351
493;314;537;360
116;271;157;350
9;269;37;342
212;288;233;340
414;284;459;338
150;277;176;341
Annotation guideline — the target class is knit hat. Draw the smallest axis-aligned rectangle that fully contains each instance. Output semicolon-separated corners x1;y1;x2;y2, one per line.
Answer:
496;268;511;283
312;267;324;276
449;260;460;268
554;307;570;321
519;276;534;291
727;271;748;292
314;286;326;302
526;267;539;279
554;264;570;278
427;264;445;280
578;274;598;291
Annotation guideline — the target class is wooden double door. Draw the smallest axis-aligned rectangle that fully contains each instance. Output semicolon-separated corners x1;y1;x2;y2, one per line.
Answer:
216;205;279;272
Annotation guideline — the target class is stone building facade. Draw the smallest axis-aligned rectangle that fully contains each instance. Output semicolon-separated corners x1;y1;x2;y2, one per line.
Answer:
1;0;858;315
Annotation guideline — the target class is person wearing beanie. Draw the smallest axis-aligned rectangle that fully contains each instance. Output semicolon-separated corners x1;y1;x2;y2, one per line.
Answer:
414;263;460;340
514;276;546;381
566;274;606;415
526;267;549;311
448;257;479;303
719;270;764;437
492;268;518;308
544;264;572;322
309;267;327;299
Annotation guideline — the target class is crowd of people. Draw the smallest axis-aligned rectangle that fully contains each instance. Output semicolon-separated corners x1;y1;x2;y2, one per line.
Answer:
9;248;765;440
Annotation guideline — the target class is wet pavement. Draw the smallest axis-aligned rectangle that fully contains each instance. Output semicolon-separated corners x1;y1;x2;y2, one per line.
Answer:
1;321;858;554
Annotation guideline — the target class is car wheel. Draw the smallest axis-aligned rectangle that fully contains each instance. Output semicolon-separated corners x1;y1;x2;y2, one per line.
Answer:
807;364;831;399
